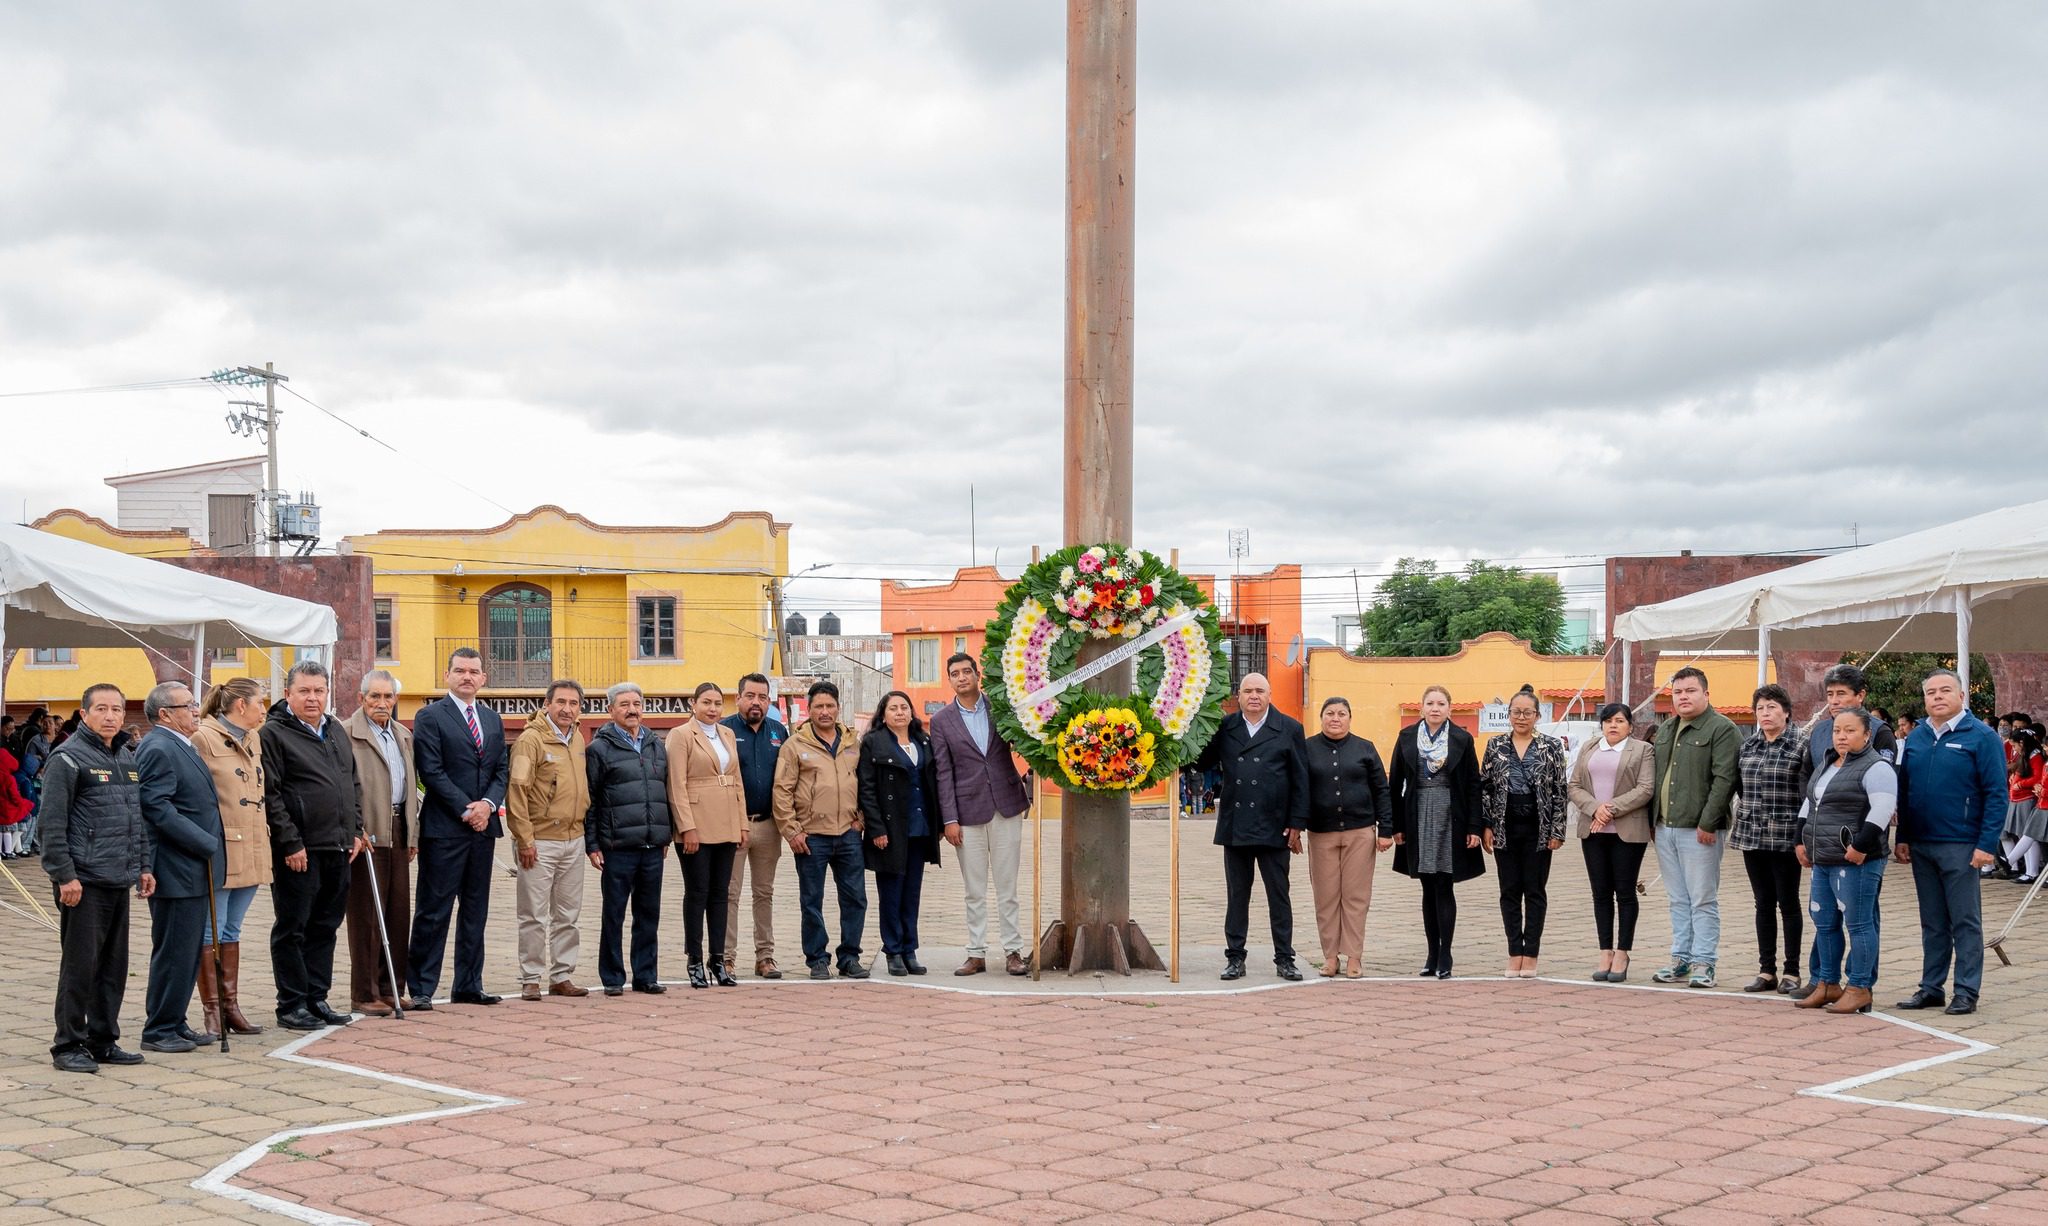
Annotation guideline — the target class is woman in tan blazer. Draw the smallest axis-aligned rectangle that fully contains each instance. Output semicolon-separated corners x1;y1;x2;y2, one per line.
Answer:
666;682;748;988
192;677;272;1035
1568;702;1656;982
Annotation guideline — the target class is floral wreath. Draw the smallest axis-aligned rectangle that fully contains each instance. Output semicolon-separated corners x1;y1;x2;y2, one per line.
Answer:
982;543;1230;794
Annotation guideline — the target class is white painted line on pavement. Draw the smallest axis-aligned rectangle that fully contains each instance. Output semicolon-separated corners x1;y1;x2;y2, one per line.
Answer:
190;1025;522;1226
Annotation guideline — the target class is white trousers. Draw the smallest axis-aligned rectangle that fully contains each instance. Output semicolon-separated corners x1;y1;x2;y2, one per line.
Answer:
515;838;585;985
958;815;1024;958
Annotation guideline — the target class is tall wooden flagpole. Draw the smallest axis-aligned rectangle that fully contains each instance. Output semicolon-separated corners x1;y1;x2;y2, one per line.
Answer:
1043;0;1162;973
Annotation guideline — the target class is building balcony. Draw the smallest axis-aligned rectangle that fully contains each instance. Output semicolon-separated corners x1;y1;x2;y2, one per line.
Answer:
437;636;630;692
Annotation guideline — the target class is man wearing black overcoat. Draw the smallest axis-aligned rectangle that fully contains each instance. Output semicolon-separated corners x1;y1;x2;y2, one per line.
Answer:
1197;672;1310;982
407;647;510;1007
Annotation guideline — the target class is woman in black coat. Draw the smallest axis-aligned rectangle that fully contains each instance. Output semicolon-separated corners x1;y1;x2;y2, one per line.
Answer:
858;691;943;977
1385;685;1486;979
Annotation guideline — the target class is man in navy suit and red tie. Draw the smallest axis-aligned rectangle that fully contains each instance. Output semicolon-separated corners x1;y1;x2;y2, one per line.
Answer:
406;648;510;1007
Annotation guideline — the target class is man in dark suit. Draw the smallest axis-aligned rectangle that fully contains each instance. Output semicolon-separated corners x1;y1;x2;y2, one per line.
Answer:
135;682;228;1052
1197;673;1310;982
407;647;510;1007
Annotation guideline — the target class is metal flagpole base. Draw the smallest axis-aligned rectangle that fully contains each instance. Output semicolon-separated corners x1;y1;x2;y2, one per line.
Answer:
1038;919;1165;975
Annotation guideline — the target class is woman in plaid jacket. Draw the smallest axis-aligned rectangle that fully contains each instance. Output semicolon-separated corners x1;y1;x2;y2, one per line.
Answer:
1479;687;1569;978
1731;683;1812;995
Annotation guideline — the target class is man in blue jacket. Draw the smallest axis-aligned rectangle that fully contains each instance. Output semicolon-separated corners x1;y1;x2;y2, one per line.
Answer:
1894;669;2007;1016
135;682;228;1052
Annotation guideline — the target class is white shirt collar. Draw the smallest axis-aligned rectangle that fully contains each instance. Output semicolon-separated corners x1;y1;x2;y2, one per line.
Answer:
1595;737;1627;754
447;691;473;716
160;725;195;748
1932;711;1966;737
1244;712;1268;737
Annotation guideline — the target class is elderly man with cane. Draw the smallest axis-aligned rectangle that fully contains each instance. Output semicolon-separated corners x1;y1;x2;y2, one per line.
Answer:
344;670;419;1016
136;682;229;1054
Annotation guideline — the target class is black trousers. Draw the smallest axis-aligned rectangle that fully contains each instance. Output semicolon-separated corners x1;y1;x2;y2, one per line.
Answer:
1495;798;1550;958
1583;835;1648;950
52;883;129;1056
1419;873;1459;971
408;835;495;999
676;841;737;964
1223;844;1294;961
599;845;664;988
271;848;351;1014
143;893;208;1043
1743;848;1803;977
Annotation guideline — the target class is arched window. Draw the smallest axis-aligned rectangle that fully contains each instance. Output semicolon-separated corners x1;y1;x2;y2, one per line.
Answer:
478;582;552;688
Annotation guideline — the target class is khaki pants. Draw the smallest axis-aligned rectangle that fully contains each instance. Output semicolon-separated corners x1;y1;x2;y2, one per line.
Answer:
1308;828;1377;967
724;817;783;965
515;838;585;986
958;815;1024;959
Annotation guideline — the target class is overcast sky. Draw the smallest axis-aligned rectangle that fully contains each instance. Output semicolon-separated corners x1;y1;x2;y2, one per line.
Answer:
3;2;2044;632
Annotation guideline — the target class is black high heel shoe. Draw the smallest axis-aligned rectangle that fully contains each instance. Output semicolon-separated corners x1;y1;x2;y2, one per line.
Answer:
687;961;709;990
709;959;738;987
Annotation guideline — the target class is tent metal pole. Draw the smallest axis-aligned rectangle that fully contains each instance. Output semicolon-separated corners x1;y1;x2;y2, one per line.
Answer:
1619;639;1631;707
1757;625;1770;688
193;626;206;694
1956;587;1973;694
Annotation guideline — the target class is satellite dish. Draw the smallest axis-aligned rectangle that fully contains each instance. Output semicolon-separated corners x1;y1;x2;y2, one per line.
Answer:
1284;635;1303;667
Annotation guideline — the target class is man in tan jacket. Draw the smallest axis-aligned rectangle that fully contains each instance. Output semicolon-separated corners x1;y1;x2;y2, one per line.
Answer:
773;681;867;980
507;680;592;1000
343;670;419;1016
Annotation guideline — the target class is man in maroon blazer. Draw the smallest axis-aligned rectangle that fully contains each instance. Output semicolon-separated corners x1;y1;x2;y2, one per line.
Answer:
929;653;1031;975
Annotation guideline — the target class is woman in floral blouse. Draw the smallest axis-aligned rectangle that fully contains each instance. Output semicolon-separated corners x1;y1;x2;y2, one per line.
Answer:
1479;687;1568;978
1731;683;1811;995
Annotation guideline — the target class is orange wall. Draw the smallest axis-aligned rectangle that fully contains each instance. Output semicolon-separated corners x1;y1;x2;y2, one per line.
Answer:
1228;564;1305;721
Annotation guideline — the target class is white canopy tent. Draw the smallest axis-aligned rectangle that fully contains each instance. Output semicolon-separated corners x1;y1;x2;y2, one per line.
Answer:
1611;498;2048;699
0;520;338;701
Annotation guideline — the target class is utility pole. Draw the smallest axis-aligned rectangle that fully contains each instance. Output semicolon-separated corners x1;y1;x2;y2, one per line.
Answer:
1049;0;1158;974
213;362;289;693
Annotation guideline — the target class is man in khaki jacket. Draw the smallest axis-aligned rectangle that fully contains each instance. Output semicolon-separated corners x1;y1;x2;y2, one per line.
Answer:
343;670;419;1016
773;681;868;980
508;680;592;999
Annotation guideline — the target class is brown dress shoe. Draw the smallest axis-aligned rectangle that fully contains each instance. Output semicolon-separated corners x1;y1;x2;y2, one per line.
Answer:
1826;986;1873;1014
1005;952;1029;976
754;959;782;981
520;984;543;1001
955;958;987;976
354;999;395;1017
1795;982;1842;1010
548;980;589;997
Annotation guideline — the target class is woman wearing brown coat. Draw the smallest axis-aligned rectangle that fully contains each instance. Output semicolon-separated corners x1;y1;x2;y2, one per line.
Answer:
666;682;748;988
1567;702;1657;983
191;677;273;1035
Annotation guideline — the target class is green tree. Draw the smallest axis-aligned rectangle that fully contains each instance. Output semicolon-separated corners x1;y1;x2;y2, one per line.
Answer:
1357;559;1568;657
1839;652;1995;721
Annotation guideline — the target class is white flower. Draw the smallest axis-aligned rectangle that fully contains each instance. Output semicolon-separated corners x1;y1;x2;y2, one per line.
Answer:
1059;566;1076;587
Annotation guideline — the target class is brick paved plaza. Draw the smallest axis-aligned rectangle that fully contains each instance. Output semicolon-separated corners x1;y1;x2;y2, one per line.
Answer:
3;819;2046;1224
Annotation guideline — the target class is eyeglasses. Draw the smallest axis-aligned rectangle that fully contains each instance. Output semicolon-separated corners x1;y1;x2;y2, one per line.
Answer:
162;703;200;712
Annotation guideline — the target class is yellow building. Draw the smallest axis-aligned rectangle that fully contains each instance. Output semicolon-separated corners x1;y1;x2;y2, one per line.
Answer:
342;505;788;728
1305;632;1771;754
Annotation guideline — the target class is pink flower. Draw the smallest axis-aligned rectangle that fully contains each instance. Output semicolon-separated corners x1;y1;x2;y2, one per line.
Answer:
1076;552;1101;574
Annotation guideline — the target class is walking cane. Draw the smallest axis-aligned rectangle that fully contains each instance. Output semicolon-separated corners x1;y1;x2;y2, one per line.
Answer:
1989;870;2047;966
204;860;229;1053
361;836;406;1019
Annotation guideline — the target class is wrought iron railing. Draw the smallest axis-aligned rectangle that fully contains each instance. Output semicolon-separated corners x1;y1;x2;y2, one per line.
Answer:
434;637;629;691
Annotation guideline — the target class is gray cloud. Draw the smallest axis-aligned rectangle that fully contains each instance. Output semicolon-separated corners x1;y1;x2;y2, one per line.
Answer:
2;0;2044;631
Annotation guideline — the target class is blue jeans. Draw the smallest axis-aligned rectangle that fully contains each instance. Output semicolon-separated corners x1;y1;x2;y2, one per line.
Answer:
875;851;928;957
1809;856;1886;989
1654;825;1726;965
1910;840;1984;998
794;829;867;969
203;884;259;943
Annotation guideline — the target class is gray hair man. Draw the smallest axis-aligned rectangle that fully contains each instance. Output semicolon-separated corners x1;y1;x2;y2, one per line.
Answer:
584;682;673;994
135;681;228;1053
342;669;418;1015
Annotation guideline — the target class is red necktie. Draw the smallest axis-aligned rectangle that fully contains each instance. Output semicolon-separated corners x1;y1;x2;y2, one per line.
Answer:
464;704;482;754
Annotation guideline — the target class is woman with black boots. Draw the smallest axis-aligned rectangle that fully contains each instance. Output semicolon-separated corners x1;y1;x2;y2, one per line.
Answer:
1387;685;1485;978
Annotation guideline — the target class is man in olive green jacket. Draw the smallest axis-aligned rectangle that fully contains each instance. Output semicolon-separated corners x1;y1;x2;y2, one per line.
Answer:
1650;666;1743;989
507;681;592;1000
